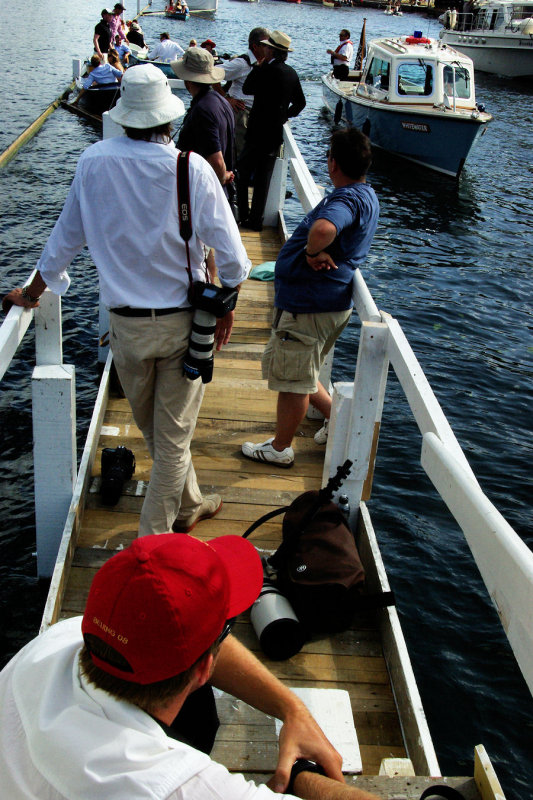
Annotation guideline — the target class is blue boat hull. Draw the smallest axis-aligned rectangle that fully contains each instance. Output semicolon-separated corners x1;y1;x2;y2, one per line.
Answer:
322;76;489;178
129;53;175;78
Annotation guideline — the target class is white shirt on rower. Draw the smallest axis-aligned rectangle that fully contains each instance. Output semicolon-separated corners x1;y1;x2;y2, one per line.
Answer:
224;48;258;109
148;38;185;62
35;136;250;309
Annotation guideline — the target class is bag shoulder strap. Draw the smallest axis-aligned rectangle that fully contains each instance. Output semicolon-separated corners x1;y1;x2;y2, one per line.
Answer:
177;150;194;286
242;506;288;539
420;786;467;800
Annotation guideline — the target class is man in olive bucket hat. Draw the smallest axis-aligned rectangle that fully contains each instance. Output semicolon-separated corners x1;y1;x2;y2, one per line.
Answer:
172;47;236;196
237;30;306;231
2;65;249;537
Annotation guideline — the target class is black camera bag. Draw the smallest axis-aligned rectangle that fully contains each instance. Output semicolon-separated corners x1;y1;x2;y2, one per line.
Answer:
243;461;394;635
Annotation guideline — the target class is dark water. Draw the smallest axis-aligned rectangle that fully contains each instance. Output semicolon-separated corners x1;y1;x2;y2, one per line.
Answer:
1;1;532;797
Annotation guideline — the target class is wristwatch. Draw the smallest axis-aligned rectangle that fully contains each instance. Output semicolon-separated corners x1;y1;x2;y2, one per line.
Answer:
287;759;326;795
21;286;39;303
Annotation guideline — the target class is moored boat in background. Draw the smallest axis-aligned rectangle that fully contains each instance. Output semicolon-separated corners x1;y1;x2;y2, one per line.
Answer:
439;0;533;78
322;32;492;178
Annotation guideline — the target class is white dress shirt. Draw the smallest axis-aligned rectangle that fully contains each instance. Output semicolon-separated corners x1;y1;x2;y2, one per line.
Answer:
0;618;295;800
149;38;185;62
36;136;250;309
224;49;257;109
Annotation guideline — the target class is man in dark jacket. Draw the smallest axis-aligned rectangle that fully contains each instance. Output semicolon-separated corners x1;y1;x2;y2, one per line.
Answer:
237;30;306;231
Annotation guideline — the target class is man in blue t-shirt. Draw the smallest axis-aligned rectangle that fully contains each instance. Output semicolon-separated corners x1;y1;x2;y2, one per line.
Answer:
242;128;379;467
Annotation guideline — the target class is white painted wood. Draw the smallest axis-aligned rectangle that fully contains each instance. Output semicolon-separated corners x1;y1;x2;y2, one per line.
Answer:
379;758;415;777
421;432;533;697
0;304;34;380
283;124;323;209
102;111;124;139
322;381;352;488
384;311;478;483
41;352;113;631
35;290;62;366
474;744;506;800
32;365;77;578
264;156;286;227
358;503;441;776
352;269;381;323
326;323;388;524
98;303;110;363
274;688;362;773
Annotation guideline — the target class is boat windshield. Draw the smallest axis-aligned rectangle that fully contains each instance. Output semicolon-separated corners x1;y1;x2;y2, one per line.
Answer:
443;64;471;99
397;62;434;96
365;56;391;90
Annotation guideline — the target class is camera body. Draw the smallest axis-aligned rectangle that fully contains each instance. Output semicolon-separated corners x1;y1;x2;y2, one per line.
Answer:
183;282;239;384
100;446;135;506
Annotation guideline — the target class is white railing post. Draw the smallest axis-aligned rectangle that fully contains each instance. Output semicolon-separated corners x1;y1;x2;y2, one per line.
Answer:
35;290;62;366
32;364;77;578
324;321;389;527
264;155;287;227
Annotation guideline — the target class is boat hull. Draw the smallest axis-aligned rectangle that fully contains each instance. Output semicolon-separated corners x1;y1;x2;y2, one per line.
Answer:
439;31;533;78
322;75;490;178
80;84;120;116
165;10;190;19
129;52;175;78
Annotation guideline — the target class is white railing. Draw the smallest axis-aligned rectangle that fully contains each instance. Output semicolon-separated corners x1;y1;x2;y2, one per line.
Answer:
0;280;77;579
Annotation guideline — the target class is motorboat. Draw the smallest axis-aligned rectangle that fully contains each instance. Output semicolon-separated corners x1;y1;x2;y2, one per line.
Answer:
321;32;492;178
439;0;533;77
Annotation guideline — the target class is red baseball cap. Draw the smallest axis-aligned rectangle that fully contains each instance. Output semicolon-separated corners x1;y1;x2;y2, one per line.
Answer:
201;39;216;48
82;533;263;684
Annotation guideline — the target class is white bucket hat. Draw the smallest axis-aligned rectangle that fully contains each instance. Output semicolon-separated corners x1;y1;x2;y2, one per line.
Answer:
261;30;293;52
109;64;185;128
171;46;225;84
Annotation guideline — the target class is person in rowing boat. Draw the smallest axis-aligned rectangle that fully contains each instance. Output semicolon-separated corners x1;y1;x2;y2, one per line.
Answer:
2;65;249;537
327;29;353;80
242;128;379;467
114;33;131;65
93;7;113;61
109;2;127;44
71;53;122;106
126;18;146;49
148;31;185;63
0;533;380;800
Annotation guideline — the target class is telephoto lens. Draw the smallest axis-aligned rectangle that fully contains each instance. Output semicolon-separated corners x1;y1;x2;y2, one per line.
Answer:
250;577;306;660
183;308;216;384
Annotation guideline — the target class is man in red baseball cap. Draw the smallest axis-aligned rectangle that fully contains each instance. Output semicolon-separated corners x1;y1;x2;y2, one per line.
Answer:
0;533;380;799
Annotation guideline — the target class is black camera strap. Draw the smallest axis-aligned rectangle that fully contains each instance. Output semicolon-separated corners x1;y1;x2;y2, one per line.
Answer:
177;150;209;286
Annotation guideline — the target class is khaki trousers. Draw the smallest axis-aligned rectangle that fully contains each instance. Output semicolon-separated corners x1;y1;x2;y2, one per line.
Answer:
109;310;204;536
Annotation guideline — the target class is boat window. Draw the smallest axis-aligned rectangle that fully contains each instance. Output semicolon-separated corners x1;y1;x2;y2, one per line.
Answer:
365;57;390;90
443;65;471;99
397;63;434;96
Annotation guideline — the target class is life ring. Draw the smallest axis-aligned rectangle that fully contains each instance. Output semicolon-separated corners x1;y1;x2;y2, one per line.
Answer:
405;36;431;44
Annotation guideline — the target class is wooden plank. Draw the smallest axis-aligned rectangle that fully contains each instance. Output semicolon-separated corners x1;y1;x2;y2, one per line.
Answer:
474;744;507;800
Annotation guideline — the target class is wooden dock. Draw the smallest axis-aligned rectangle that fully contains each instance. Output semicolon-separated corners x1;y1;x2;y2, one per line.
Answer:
57;224;406;783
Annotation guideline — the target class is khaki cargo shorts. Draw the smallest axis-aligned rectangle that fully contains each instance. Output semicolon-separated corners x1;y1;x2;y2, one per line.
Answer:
262;308;352;394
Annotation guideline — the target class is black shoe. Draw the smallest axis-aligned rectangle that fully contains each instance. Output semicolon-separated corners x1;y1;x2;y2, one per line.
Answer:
240;219;263;232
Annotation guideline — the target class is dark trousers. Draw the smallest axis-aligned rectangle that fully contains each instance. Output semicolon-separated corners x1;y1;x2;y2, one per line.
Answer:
333;64;350;80
237;142;277;226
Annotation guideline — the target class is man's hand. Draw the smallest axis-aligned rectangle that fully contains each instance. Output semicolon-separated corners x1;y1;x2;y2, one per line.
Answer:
2;288;39;314
214;309;234;350
267;701;344;793
305;252;338;272
227;96;246;112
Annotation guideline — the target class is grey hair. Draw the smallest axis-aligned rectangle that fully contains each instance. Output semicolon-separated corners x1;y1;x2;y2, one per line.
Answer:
249;27;270;48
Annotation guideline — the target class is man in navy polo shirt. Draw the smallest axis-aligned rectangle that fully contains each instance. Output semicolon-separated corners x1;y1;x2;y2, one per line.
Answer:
242;128;379;467
173;47;235;198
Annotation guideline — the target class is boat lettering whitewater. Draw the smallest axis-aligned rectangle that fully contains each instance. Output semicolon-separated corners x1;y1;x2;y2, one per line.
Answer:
439;0;533;78
322;31;492;178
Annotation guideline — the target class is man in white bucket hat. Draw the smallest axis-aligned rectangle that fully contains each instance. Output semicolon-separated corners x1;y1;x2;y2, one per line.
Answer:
3;64;251;537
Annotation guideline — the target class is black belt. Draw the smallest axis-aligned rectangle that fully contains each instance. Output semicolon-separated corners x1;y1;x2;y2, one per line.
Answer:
110;306;189;317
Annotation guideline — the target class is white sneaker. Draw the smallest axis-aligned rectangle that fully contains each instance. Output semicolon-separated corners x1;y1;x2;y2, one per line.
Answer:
242;437;294;468
314;419;329;445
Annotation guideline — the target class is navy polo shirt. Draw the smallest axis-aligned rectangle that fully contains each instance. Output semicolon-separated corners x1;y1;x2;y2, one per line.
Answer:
177;88;235;169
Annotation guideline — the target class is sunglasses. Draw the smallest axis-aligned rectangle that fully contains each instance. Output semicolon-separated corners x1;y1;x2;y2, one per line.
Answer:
216;617;236;645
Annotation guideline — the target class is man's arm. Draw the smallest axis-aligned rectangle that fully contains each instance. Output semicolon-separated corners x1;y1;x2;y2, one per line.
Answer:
292;771;381;800
93;32;103;59
210;635;344;793
2;271;47;313
206;151;234;187
305;218;338;271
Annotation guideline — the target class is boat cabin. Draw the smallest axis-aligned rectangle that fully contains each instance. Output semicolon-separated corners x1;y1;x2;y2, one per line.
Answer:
447;1;533;33
354;36;479;111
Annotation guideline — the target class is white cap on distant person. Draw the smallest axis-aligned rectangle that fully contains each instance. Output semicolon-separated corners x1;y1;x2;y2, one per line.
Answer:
109;64;185;128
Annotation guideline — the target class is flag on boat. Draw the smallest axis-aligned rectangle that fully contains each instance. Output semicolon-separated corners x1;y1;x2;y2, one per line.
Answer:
354;18;366;71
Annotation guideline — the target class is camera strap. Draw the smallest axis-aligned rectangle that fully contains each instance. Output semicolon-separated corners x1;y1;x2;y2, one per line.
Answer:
177;150;209;286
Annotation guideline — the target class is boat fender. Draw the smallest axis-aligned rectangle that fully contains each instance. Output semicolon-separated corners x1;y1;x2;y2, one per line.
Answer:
334;98;343;125
406;36;431;44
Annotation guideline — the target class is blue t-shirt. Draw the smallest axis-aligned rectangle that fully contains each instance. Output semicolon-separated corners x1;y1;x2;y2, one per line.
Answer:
274;182;379;313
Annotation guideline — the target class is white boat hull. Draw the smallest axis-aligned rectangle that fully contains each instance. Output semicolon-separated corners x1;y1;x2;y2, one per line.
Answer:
439;31;533;78
322;74;490;178
187;0;218;10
